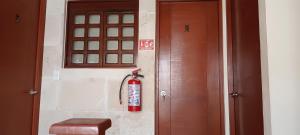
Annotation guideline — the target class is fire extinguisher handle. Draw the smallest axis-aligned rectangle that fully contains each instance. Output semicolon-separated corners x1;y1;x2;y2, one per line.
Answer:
137;74;144;78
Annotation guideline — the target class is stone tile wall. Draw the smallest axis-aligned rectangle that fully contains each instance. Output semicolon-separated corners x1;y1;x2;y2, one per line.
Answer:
39;0;156;135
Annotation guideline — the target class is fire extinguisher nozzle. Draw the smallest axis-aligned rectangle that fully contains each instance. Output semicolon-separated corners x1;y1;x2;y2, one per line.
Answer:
137;74;144;78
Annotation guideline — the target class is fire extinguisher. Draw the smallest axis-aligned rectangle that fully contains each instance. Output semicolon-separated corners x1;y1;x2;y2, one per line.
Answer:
119;68;144;112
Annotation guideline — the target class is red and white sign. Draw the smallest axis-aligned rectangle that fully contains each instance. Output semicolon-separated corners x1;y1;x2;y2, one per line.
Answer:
139;39;154;50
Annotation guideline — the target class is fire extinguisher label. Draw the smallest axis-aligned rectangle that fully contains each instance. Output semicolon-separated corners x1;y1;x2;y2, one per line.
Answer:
128;84;141;106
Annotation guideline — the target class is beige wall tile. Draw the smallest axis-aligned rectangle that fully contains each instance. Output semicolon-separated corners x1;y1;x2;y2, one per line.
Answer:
39;0;156;135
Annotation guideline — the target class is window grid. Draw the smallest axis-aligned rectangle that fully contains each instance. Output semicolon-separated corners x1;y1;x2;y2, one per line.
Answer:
69;12;103;67
65;1;138;68
103;13;136;66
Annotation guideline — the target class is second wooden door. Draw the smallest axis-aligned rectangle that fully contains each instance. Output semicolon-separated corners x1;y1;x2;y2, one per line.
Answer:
158;2;222;135
228;0;264;134
0;0;44;134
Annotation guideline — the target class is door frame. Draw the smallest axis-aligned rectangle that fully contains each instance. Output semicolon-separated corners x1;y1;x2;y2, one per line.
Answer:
31;0;47;135
226;0;236;134
155;0;225;135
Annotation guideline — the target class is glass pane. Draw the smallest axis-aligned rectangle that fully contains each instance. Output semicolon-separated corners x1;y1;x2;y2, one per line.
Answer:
122;27;134;37
123;14;134;24
87;54;99;63
122;54;134;64
106;54;118;64
89;15;100;24
108;14;119;24
122;41;134;50
107;40;118;50
74;28;85;37
73;41;84;50
72;54;84;64
88;28;100;37
88;41;99;50
75;15;85;24
107;27;118;37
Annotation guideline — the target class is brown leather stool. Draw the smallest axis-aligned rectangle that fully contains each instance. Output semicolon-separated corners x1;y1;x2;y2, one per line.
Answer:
49;118;111;135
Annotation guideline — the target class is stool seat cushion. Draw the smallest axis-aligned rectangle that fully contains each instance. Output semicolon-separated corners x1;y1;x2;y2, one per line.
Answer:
49;118;111;135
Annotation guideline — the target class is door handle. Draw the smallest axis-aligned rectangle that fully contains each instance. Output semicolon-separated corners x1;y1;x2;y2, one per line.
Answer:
24;89;39;95
160;90;167;100
229;91;240;97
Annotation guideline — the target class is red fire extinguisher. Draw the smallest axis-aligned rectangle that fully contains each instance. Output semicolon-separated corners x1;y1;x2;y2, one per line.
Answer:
119;68;144;112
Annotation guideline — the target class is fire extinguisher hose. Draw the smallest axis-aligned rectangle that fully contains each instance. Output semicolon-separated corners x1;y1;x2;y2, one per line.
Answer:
119;74;131;104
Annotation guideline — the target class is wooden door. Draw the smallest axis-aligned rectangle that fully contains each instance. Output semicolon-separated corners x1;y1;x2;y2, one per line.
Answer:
227;0;264;134
0;0;45;134
157;2;222;135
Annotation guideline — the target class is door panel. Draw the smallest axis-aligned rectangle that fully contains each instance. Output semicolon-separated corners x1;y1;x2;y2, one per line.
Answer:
0;0;40;134
158;2;221;135
229;0;264;134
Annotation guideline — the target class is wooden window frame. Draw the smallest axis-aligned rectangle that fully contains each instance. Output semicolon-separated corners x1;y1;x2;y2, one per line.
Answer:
65;0;139;68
